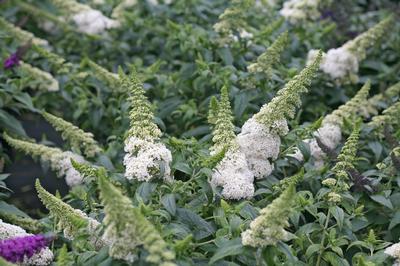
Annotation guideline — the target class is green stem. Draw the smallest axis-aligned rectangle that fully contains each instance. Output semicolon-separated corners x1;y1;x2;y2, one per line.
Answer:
316;208;331;266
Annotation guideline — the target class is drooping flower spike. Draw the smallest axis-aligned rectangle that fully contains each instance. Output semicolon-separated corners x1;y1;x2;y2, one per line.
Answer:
308;16;393;83
82;58;119;88
362;81;400;117
0;17;48;46
209;86;254;200
42;112;102;158
17;62;60;91
48;0;120;34
241;183;296;247
237;51;322;178
0;212;44;234
98;173;176;265
0;234;53;264
368;100;400;132
0;219;53;265
122;68;173;182
3;133;85;186
291;80;371;167
35;179;107;249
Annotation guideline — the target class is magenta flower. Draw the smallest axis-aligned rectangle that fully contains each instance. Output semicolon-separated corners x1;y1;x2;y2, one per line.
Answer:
0;234;52;263
3;53;20;69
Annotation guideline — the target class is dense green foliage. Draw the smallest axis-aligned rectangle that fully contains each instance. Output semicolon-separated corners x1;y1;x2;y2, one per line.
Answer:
0;0;400;265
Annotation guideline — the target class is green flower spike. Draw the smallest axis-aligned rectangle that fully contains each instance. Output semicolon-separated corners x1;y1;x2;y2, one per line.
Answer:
241;184;296;247
254;50;323;133
123;68;161;141
210;86;237;154
35;179;105;249
323;80;371;127
83;58;119;88
368;100;400;131
98;174;176;265
248;31;289;77
0;17;48;46
0;212;44;234
42;111;101;157
364;81;400;117
343;15;393;62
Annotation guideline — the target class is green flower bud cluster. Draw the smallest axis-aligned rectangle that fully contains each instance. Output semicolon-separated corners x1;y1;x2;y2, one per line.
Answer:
242;184;296;247
98;174;176;265
42;111;101;158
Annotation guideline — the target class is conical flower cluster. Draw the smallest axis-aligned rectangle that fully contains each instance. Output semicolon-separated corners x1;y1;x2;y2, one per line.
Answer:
98;174;176;265
42;112;101;158
0;212;44;234
0;17;48;46
0;219;53;265
291;81;370;167
213;0;254;44
122;69;172;182
35;180;107;249
83;58;119;88
362;81;400;117
3;133;85;186
308;16;392;82
32;45;72;74
241;184;296;247
48;0;120;34
324;123;361;203
279;0;321;24
18;62;59;92
237;51;322;178
368;100;400;131
247;31;289;77
209;86;254;200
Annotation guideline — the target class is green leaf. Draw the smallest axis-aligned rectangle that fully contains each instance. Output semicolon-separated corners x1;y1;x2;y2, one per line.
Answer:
161;194;176;216
209;238;243;264
389;211;400;229
330;206;345;229
217;47;233;65
306;244;322;258
0;110;26;136
176;208;215;240
370;195;393;209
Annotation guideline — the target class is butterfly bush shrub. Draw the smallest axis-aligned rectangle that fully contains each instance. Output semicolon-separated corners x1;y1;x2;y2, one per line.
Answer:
0;0;400;265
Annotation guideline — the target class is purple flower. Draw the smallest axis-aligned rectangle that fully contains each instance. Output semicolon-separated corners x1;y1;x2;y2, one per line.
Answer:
0;234;52;263
4;42;32;70
3;53;20;69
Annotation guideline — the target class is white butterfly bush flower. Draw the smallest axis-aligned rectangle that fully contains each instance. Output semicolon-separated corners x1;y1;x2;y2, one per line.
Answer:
211;149;254;200
124;137;172;182
0;219;54;265
238;52;322;179
290;81;370;167
237;118;286;178
385;243;400;266
279;0;321;24
122;69;172;183
72;9;120;34
307;16;392;82
3;134;86;187
49;0;120;34
209;86;255;200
